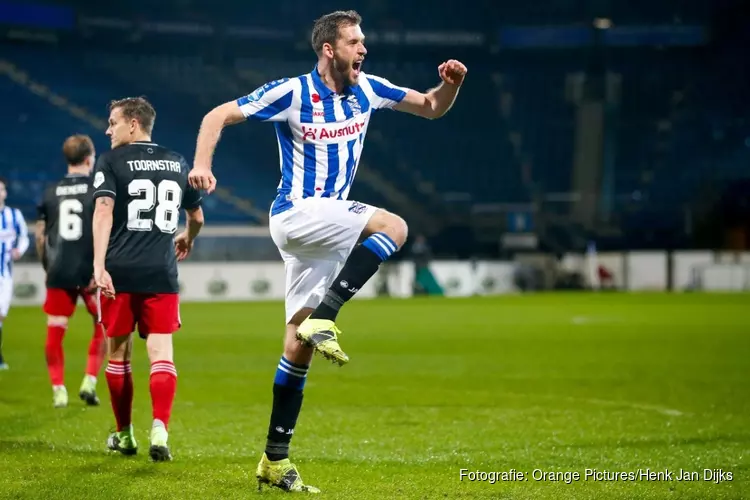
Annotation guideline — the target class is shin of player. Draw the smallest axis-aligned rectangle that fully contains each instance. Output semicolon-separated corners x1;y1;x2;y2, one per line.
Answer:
0;177;30;371
93;97;204;461
264;309;313;464
36;135;105;407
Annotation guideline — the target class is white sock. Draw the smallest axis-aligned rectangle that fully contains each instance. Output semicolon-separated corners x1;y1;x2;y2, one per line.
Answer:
153;419;166;430
85;374;96;385
53;385;66;392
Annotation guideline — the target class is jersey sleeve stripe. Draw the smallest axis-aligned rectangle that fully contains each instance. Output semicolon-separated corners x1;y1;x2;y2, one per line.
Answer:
239;90;293;121
366;76;407;104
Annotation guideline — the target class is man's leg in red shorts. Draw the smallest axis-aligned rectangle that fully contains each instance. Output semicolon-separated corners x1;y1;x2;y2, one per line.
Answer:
147;333;176;461
102;293;137;455
80;291;106;405
80;320;105;403
105;333;137;455
142;293;180;462
43;288;77;408
147;334;177;430
106;334;134;431
45;314;68;407
86;321;106;378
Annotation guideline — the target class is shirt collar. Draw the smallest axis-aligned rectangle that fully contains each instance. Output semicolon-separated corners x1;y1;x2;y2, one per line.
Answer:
310;65;359;99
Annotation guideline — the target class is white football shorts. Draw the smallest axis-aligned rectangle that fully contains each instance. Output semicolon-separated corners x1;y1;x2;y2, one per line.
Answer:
269;197;377;323
0;277;13;318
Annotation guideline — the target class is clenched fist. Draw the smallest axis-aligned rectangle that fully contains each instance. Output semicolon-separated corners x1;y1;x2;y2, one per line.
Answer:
188;167;217;194
438;59;467;86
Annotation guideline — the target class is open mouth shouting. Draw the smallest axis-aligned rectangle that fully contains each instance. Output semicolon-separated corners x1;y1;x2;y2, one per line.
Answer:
352;59;363;77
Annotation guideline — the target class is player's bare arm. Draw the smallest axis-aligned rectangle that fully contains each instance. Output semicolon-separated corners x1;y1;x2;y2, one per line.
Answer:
394;59;468;119
92;196;115;297
189;101;246;194
34;220;46;262
184;206;205;242
174;206;204;261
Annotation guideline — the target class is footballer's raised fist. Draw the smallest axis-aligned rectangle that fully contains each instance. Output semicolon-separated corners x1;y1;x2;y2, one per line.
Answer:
438;60;467;86
188;166;217;194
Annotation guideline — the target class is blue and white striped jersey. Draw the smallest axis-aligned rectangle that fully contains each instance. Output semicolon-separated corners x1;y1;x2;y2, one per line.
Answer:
0;205;29;278
236;66;409;215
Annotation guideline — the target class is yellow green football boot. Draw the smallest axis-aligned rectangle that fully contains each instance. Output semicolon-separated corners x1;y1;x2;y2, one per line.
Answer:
256;453;320;493
107;424;137;456
295;318;348;366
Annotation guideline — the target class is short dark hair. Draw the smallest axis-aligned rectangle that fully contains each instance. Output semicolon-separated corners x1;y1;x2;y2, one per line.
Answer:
62;134;95;166
109;96;156;134
311;10;362;55
0;176;7;189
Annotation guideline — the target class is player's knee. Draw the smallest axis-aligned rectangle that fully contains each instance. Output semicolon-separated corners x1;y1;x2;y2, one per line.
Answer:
395;215;409;247
284;335;313;366
284;328;305;358
288;308;313;327
284;309;314;364
108;335;133;361
146;334;174;363
47;315;68;328
367;210;409;249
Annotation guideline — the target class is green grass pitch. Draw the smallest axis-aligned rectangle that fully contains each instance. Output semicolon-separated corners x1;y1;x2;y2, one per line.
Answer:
0;293;748;499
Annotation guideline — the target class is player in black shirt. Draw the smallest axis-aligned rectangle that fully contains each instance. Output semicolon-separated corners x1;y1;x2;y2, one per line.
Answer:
36;135;105;409
92;97;204;462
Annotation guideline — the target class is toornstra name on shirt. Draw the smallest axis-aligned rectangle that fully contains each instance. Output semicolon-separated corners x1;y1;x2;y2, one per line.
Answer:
127;160;181;172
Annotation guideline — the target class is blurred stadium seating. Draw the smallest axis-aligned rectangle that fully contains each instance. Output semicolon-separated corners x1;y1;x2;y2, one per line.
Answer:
0;0;748;254
1;44;535;232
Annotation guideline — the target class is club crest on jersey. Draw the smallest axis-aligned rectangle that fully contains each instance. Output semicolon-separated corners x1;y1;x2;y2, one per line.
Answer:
348;96;362;115
93;171;105;188
348;201;368;214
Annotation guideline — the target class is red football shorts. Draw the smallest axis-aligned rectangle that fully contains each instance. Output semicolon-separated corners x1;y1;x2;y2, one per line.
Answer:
44;288;98;318
100;292;181;338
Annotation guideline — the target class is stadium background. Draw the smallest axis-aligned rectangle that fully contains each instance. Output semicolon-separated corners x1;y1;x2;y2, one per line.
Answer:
1;1;749;499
